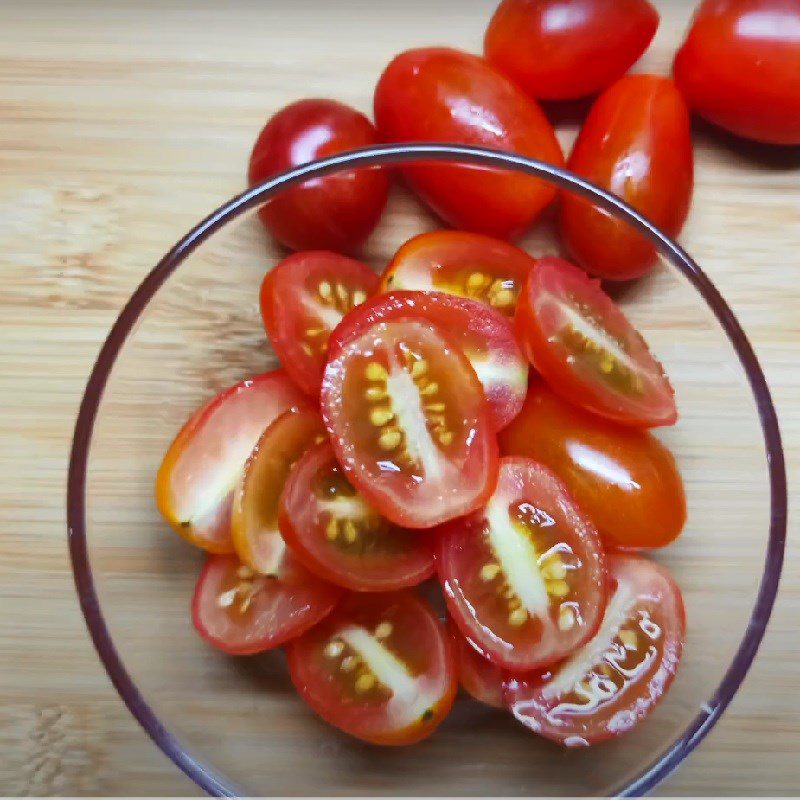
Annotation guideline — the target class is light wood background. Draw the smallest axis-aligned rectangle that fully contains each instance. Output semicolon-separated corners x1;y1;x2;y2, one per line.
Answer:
0;0;797;795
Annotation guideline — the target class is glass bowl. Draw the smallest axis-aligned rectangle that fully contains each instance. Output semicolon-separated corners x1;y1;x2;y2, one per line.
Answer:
67;144;786;796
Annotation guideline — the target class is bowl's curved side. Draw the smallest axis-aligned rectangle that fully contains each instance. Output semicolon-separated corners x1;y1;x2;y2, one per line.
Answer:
67;143;787;797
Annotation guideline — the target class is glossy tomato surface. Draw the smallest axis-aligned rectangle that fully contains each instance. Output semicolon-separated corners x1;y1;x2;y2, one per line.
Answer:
374;48;564;239
503;555;685;745
499;384;686;550
231;406;325;574
674;0;800;145
321;318;498;528
449;621;505;709
485;0;659;100
329;290;527;431
515;257;677;427
260;251;378;395
279;442;435;592
192;553;341;656
286;591;457;745
438;458;607;671
248;99;389;252
381;230;537;319
560;75;693;281
156;371;306;553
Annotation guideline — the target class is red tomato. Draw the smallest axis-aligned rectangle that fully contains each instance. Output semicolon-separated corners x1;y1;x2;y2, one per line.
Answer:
499;383;686;550
437;458;606;672
286;591;457;745
373;48;564;239
321;318;498;528
560;75;694;281
449;621;505;709
231;406;325;574
155;371;306;553
485;0;659;100
248;99;390;252
674;0;800;145
503;555;685;746
279;442;435;592
515;257;677;427
381;230;537;320
260;251;379;395
192;553;341;656
329;291;528;431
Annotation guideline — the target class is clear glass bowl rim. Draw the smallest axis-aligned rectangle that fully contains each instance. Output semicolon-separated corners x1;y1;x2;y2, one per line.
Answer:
66;143;787;797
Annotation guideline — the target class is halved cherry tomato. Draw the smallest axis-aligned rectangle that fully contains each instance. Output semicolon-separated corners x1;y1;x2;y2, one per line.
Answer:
231;406;325;574
260;252;378;396
279;442;435;592
156;371;306;553
437;457;606;672
192;552;341;656
560;75;694;281
321;319;498;528
449;621;504;709
515;257;677;427
248;99;389;252
286;591;457;745
503;555;685;746
499;383;686;550
381;230;537;319
674;0;800;146
374;48;564;239
485;0;659;100
329;290;527;431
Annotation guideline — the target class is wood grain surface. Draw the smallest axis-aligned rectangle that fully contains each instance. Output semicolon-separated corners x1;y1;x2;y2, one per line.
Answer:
0;0;797;795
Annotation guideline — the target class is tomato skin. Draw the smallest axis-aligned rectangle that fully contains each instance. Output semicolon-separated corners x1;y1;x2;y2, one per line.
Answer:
674;0;800;145
499;383;686;550
260;251;379;396
560;75;693;281
449;621;505;709
248;99;389;253
374;48;564;239
485;0;659;100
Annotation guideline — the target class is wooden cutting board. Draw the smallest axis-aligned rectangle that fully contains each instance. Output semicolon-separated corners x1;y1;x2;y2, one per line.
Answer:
0;0;797;794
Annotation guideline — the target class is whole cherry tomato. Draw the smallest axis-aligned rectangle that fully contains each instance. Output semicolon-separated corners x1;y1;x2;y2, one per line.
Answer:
674;0;800;145
485;0;659;100
560;75;693;281
374;48;564;240
248;99;389;253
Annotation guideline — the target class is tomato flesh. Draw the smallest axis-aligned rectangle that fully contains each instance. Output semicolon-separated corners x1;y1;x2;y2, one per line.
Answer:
438;457;606;671
248;99;389;252
260;251;378;396
499;384;686;550
449;621;504;709
329;290;527;431
381;230;537;320
286;591;457;745
279;442;435;592
155;371;306;553
516;257;677;427
485;0;659;100
503;555;685;745
321;319;498;528
192;553;341;656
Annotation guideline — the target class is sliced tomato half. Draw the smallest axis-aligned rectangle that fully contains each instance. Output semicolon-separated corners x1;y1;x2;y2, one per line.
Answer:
286;591;457;745
279;442;435;592
515;257;676;427
231;406;325;574
503;555;685;746
192;552;342;656
438;457;606;671
448;621;505;709
260;251;379;396
321;318;498;529
381;230;537;318
329;290;527;430
156;371;306;553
